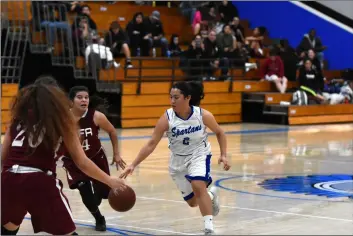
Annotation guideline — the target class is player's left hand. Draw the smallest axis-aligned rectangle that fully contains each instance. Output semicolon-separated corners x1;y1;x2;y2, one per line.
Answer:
218;155;231;171
111;155;126;170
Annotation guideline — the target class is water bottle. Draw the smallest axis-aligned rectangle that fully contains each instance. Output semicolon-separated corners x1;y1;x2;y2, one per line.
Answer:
166;50;171;58
136;47;141;56
152;48;156;57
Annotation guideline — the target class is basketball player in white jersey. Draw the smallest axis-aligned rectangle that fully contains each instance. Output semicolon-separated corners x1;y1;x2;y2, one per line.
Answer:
121;81;230;235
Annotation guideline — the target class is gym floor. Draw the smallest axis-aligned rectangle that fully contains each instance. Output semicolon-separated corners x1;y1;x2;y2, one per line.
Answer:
13;123;353;235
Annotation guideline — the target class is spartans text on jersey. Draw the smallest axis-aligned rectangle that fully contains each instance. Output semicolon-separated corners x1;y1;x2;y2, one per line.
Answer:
171;125;202;138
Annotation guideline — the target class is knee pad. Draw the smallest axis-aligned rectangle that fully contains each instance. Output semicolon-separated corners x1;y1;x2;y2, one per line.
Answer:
1;226;19;235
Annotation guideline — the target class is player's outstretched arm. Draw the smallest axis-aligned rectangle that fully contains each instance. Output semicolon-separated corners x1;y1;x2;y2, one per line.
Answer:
1;128;11;170
94;111;126;170
202;109;231;171
120;114;168;178
63;129;126;190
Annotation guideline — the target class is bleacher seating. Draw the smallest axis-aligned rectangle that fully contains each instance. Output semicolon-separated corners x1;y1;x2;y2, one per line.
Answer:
1;84;18;133
1;1;351;134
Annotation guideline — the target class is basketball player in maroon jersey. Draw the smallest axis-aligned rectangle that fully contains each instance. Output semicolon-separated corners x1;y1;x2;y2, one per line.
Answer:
61;86;126;231
1;82;126;235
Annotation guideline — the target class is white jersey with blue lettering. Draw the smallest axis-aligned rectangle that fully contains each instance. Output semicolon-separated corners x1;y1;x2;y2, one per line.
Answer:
165;106;211;158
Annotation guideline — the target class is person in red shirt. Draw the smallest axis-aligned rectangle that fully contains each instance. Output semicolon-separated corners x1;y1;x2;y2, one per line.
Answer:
260;49;288;93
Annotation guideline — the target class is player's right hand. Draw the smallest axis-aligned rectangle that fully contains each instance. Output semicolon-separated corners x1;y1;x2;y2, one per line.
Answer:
108;177;127;191
119;164;135;179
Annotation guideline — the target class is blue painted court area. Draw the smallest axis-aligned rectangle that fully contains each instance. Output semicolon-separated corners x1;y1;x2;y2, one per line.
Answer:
24;217;152;235
215;174;353;202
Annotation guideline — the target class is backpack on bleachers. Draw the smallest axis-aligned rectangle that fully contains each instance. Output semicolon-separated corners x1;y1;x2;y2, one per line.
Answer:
291;90;308;105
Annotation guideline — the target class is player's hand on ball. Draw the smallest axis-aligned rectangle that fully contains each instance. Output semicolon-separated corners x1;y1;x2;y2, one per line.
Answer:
108;177;127;191
111;154;127;170
119;164;135;179
218;155;231;171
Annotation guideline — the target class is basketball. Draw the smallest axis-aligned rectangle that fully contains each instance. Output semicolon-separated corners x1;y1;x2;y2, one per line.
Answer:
108;185;136;212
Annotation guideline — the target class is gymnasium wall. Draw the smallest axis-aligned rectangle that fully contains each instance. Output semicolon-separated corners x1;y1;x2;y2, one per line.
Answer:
232;1;353;70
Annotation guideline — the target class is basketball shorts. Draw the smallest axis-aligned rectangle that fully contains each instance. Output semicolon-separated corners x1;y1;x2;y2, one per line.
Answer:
62;148;111;199
1;169;76;235
169;153;212;201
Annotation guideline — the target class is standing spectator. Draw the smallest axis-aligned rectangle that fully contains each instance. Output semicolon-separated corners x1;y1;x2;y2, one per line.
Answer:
126;12;146;56
260;49;288;93
297;29;326;68
298;58;325;103
218;0;238;25
104;21;133;68
143;11;168;56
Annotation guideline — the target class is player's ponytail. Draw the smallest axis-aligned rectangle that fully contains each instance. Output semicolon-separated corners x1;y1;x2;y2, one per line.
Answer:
187;81;204;106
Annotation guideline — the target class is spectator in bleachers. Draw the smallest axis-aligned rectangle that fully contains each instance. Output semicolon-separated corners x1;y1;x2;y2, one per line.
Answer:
245;27;265;58
180;1;199;24
218;0;238;25
203;30;229;80
192;10;203;35
297;49;322;74
104;21;133;68
31;1;71;52
278;39;298;82
184;35;206;80
230;17;244;44
297;58;325;103
126;12;146;56
297;29;326;68
200;5;217;30
323;79;353;104
260;49;288;94
217;25;237;58
143;11;169;57
169;34;183;57
72;16;100;56
72;4;97;31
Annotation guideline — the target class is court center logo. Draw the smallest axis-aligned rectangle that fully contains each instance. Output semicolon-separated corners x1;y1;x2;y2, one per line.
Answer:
259;175;353;198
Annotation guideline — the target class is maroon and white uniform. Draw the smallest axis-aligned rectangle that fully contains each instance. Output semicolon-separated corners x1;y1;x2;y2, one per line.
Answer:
62;109;110;198
1;122;76;235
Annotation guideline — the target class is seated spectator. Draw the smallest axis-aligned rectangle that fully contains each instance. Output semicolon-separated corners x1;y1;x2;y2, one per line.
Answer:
230;17;244;43
218;0;238;25
203;30;229;80
126;12;146;56
72;16;100;56
183;35;206;80
201;5;217;30
31;1;71;52
180;1;199;24
143;11;169;56
217;25;237;58
278;39;299;82
260;49;288;93
169;34;183;57
245;27;264;58
307;49;322;72
192;10;203;35
297;29;326;68
104;21;133;68
72;4;97;31
297;58;325;103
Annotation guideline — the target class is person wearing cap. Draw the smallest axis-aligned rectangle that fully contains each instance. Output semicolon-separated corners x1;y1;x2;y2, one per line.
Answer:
143;10;169;56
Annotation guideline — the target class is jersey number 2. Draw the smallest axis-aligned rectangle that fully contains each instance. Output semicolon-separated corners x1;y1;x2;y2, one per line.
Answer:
183;137;190;145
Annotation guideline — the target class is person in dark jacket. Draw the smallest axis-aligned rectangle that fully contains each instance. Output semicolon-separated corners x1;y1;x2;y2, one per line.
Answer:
104;21;133;68
125;12;146;56
298;58;325;103
72;4;97;31
218;0;238;25
297;29;326;68
184;35;206;80
169;34;182;57
143;11;168;56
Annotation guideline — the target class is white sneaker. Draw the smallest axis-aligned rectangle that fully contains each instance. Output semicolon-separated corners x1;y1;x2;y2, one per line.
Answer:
209;186;220;216
204;229;215;235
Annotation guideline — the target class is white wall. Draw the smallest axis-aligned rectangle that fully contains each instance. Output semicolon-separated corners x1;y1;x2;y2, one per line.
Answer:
317;1;353;20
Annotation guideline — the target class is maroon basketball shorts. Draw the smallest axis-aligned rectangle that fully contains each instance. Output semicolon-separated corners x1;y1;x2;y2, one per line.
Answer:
62;148;111;199
1;169;76;234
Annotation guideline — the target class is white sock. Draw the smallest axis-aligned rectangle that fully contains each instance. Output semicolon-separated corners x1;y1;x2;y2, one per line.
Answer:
204;215;213;230
208;191;214;201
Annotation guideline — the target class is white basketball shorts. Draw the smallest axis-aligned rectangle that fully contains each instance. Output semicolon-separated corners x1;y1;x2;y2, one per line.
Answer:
169;153;212;201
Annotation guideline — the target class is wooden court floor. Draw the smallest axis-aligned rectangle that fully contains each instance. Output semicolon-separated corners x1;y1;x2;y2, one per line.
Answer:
5;123;353;235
